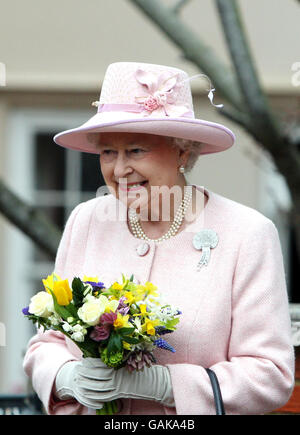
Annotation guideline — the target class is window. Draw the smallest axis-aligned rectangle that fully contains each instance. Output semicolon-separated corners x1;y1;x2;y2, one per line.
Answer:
33;131;104;263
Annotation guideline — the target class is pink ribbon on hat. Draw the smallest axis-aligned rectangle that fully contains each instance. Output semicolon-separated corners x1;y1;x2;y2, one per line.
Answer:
93;102;194;118
92;68;223;116
91;68;191;117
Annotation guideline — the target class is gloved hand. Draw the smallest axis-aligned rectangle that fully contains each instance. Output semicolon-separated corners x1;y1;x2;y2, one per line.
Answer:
55;358;175;410
55;360;104;410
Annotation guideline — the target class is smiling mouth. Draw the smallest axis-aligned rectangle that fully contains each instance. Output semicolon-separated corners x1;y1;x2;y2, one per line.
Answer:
119;180;148;191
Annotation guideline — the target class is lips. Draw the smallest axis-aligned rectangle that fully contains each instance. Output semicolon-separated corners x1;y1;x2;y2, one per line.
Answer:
118;180;148;192
123;180;147;186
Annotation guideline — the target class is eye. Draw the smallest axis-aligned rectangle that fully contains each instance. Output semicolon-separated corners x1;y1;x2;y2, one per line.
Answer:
99;149;117;162
130;148;144;154
100;149;117;157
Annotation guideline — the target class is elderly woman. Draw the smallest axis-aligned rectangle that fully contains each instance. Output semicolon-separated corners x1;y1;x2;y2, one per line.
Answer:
23;62;294;415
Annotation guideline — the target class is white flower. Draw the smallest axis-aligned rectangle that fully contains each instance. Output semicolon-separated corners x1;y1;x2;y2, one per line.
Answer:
71;331;85;342
78;294;119;326
28;291;54;318
147;302;179;324
82;291;97;303
72;324;87;335
132;317;142;333
62;322;73;333
48;314;61;326
77;297;103;326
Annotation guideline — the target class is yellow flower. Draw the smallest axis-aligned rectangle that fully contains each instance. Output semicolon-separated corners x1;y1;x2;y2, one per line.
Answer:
139;304;147;315
113;313;130;329
83;275;99;282
44;275;73;306
144;282;158;297
122;341;131;350
135;282;158;301
142;318;160;336
42;273;61;292
96;294;119;314
133;303;153;319
104;300;119;313
123;291;135;305
111;282;124;291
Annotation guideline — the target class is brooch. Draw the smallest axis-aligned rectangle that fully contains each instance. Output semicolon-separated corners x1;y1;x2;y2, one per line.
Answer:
193;229;219;271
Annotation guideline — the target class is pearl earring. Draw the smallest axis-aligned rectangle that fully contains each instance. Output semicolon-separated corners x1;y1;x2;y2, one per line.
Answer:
179;165;185;174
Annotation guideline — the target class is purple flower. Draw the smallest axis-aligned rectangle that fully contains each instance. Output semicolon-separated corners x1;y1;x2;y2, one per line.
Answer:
100;311;117;325
117;296;128;309
22;307;30;316
84;281;105;291
118;306;130;316
115;296;130;315
90;324;111;341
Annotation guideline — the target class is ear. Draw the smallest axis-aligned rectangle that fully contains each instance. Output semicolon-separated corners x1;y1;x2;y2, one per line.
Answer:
179;148;190;166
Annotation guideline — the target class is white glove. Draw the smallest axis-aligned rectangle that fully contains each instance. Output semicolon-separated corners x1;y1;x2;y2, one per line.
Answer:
55;358;175;410
55;360;104;410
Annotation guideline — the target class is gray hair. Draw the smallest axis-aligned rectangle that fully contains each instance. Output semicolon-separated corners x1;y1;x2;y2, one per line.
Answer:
87;132;203;173
168;137;204;173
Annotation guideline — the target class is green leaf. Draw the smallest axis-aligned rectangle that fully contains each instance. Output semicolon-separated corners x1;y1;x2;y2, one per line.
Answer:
102;287;121;299
49;289;73;321
78;337;100;358
107;332;123;356
72;277;86;307
117;327;135;336
25;314;50;331
65;302;78;318
122;336;140;345
163;317;180;330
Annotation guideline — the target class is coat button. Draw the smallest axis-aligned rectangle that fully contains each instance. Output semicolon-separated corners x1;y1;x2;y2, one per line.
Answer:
136;242;150;256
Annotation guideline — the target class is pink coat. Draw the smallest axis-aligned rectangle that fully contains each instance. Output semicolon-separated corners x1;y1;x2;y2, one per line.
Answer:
23;185;295;415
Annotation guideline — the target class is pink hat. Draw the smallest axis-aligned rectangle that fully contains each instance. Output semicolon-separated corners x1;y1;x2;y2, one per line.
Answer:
54;62;235;154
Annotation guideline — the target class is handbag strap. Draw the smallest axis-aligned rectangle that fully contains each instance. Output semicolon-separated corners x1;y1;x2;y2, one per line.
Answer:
205;368;226;415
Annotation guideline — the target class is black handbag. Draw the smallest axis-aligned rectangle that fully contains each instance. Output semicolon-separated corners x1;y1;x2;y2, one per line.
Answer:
205;368;225;415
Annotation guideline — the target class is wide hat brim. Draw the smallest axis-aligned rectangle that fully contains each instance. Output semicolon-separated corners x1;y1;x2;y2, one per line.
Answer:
53;112;235;155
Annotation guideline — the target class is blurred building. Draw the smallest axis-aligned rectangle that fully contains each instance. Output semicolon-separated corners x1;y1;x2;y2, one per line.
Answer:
0;0;299;397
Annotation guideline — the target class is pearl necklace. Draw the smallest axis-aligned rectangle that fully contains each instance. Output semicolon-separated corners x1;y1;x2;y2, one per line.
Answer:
128;185;193;243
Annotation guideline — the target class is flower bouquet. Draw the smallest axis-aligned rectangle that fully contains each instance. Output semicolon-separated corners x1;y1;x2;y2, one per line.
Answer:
23;273;181;414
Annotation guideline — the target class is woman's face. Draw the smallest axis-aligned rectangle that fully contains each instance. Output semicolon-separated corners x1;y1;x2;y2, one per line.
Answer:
97;132;189;218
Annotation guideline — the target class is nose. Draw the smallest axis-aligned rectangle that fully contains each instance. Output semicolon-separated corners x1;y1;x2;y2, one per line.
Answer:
113;151;133;180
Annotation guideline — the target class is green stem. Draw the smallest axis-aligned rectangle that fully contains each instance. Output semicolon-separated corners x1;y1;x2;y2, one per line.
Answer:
96;400;118;415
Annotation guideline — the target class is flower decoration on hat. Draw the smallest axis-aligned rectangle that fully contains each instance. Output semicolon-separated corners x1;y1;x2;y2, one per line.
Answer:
134;68;190;117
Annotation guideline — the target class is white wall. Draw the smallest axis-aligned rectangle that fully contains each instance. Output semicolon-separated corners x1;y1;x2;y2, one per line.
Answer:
0;0;299;92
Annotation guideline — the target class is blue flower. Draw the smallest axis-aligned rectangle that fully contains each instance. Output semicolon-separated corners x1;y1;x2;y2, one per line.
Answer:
155;326;173;336
154;338;176;353
22;306;30;316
